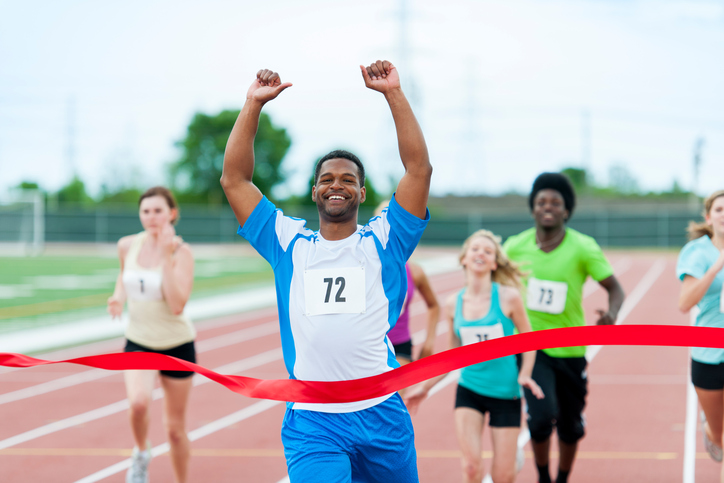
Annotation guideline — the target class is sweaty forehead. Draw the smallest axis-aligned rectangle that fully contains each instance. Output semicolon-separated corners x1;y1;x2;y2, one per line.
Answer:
319;158;360;179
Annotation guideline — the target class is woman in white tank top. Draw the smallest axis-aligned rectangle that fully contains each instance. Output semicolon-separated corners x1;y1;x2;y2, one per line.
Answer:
107;186;195;483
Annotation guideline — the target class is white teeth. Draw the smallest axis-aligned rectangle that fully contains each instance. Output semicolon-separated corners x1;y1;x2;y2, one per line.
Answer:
329;195;344;200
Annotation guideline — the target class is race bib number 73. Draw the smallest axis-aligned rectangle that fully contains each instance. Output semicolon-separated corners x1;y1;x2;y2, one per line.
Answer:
304;267;366;316
526;277;568;314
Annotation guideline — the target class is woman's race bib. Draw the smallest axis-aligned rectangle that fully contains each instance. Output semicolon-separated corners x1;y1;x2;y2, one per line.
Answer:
459;322;505;346
303;267;366;316
527;277;568;314
123;269;163;302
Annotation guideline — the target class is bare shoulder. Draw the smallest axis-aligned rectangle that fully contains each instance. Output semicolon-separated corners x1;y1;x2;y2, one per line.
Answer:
117;235;135;257
498;284;524;316
445;290;461;311
498;284;522;303
408;261;427;282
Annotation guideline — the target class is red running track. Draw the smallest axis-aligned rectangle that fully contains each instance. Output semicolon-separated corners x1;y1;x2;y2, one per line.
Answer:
0;251;719;482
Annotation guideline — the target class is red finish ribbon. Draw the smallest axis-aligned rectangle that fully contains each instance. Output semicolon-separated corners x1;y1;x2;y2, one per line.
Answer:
1;325;722;404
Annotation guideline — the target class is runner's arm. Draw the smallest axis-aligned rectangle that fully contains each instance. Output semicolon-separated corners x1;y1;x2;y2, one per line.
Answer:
404;293;458;414
107;236;132;318
596;275;625;325
410;262;441;359
679;249;724;311
360;60;431;219
161;245;194;315
221;69;292;227
504;286;544;399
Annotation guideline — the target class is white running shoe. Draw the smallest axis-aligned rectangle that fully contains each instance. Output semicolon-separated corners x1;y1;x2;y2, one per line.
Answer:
701;411;723;463
126;444;151;483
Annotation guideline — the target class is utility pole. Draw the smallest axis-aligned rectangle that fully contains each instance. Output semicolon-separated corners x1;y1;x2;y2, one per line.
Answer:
692;137;704;194
690;137;705;210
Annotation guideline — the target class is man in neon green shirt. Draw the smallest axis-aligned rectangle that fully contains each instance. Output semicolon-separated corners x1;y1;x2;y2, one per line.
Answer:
503;172;625;483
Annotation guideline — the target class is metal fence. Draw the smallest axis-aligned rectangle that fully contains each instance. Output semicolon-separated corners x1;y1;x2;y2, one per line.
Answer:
0;204;701;248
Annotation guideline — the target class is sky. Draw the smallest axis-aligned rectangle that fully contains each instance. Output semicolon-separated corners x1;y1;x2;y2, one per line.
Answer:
1;0;723;199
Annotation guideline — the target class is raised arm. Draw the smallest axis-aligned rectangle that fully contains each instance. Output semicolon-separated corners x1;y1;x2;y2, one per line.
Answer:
221;69;292;227
360;60;431;219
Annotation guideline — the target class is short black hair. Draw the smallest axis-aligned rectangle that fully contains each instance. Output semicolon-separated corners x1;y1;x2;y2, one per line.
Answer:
313;149;365;187
528;172;576;217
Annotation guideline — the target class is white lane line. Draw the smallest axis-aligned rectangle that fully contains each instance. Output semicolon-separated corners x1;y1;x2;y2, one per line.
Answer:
586;259;667;362
683;308;699;483
0;349;282;450
0;321;279;406
75;399;282;483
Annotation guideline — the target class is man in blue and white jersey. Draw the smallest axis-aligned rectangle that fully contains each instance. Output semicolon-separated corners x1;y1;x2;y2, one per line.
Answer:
220;60;432;482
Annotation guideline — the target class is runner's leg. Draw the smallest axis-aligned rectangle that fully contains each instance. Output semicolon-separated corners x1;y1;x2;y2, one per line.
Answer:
160;375;193;483
524;353;557;483
454;407;486;483
697;388;724;445
489;427;518;483
124;370;156;449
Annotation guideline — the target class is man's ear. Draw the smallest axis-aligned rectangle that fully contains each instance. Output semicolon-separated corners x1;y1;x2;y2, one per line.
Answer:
360;186;366;204
311;186;317;202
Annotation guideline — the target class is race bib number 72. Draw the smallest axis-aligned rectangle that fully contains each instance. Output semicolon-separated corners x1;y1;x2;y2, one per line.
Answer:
303;267;366;316
526;277;568;314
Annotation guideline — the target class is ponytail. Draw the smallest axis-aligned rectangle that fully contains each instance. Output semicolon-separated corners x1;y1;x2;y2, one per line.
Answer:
687;190;724;241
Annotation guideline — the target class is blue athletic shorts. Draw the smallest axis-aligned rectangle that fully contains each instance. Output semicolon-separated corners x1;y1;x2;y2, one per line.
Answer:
281;393;419;483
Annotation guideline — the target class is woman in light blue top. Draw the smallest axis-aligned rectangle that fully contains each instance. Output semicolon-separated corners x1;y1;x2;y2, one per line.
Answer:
406;230;543;483
677;190;724;475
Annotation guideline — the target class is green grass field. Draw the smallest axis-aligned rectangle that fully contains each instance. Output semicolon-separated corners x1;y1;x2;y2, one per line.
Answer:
0;255;274;323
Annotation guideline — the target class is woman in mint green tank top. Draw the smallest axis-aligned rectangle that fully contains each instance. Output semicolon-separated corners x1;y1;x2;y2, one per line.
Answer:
406;230;543;483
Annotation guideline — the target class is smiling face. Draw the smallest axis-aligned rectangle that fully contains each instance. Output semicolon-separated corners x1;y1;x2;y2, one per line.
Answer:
311;158;366;222
532;189;569;230
706;195;724;238
461;235;498;276
139;195;176;235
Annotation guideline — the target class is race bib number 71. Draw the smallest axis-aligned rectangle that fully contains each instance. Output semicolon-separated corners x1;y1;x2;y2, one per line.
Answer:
527;277;568;314
459;323;505;346
304;267;366;316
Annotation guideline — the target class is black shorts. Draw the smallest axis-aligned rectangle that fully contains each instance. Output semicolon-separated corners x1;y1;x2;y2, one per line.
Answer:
692;359;724;390
124;339;196;379
455;385;522;428
523;351;588;444
393;339;413;361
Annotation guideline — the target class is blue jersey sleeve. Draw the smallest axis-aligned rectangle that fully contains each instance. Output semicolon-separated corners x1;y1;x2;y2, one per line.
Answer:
677;238;709;281
381;194;430;262
237;196;310;269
